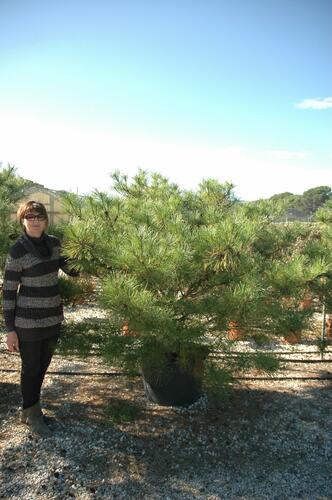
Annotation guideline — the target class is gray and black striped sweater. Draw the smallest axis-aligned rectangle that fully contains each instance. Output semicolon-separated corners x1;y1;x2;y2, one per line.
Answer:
2;232;78;341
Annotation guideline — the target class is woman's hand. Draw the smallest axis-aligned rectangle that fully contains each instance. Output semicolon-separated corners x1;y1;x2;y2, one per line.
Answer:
6;331;19;352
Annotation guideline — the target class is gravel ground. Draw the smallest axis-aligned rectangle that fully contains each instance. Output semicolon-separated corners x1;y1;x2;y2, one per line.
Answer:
1;306;332;499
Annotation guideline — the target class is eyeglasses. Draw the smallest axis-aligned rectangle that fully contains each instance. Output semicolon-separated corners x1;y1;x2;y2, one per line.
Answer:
24;214;47;221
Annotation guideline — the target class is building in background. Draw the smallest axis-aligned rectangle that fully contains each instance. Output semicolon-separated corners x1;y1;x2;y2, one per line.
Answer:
11;186;70;225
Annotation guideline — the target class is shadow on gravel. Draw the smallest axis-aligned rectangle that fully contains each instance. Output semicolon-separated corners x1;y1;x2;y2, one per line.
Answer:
0;380;20;416
1;373;332;498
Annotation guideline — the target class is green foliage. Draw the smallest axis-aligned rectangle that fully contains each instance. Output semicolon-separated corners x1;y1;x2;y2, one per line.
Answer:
307;206;332;309
252;352;280;373
315;337;329;357
269;192;301;208
299;186;331;215
203;362;234;406
0;163;36;202
58;275;95;306
48;222;67;241
61;170;332;399
0;199;13;269
104;400;140;424
201;345;279;405
267;186;332;220
0;164;27;268
315;199;332;224
56;320;113;356
58;276;82;306
100;333;141;375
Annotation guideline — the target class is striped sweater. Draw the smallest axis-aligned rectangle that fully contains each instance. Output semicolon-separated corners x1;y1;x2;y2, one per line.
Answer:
2;232;78;340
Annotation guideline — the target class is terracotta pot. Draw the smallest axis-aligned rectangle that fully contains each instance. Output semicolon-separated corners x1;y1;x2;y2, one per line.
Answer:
228;322;245;341
299;297;313;311
122;321;130;335
282;296;294;307
72;296;86;306
122;322;139;338
283;330;302;345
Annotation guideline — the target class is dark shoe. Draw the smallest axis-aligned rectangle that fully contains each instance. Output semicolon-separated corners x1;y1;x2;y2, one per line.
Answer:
25;401;52;437
20;407;29;424
20;405;48;424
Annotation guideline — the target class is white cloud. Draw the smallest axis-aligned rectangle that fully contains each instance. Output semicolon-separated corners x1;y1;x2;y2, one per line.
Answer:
0;112;331;201
263;150;307;160
295;97;332;110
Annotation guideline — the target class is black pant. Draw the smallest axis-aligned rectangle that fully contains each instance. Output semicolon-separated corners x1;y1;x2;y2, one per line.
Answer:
19;336;59;409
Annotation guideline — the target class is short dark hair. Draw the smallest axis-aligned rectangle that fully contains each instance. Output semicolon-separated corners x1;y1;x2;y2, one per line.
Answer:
17;200;49;228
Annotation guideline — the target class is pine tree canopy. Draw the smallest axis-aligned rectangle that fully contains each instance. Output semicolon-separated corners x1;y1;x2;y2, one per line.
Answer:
61;171;332;356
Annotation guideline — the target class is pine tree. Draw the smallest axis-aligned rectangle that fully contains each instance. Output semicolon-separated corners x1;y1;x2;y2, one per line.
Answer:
61;171;331;403
0;164;28;268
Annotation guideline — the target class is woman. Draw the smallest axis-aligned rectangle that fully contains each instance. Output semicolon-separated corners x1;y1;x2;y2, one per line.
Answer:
2;201;79;437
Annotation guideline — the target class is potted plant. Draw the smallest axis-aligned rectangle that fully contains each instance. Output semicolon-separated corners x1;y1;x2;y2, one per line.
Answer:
61;172;324;405
227;321;246;341
269;303;312;344
299;295;313;311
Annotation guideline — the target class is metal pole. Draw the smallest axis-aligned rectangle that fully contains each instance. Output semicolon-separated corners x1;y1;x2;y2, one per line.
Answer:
321;302;326;361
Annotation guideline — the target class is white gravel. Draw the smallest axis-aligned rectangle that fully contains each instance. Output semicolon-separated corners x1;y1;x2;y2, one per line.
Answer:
0;305;332;499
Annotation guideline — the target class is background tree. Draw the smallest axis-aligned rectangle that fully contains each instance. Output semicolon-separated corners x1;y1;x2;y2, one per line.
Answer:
299;186;332;216
0;163;41;200
265;186;332;221
269;192;301;209
0;164;32;267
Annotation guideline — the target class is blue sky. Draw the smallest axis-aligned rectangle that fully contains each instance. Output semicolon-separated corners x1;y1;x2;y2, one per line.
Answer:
0;0;331;199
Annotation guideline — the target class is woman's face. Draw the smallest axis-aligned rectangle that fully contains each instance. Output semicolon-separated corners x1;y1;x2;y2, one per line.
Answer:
22;212;48;238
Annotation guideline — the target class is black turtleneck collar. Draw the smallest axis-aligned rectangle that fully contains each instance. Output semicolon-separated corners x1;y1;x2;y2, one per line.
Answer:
26;232;45;242
20;231;53;259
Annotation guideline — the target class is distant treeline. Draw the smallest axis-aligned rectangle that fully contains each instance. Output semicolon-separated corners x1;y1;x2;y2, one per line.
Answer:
265;186;332;221
0;162;331;222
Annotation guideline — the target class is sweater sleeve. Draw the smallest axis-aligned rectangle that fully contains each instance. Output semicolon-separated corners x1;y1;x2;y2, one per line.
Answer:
58;239;80;277
49;234;80;277
2;251;23;333
59;255;80;277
